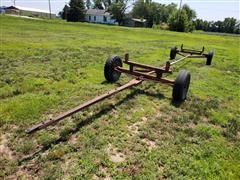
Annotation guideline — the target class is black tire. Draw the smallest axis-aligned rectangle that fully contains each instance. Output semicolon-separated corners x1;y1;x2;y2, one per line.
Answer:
104;55;122;82
172;70;191;101
206;51;213;65
170;46;177;60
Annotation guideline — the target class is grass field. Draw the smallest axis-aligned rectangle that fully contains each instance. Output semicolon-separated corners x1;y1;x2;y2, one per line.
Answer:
0;15;239;179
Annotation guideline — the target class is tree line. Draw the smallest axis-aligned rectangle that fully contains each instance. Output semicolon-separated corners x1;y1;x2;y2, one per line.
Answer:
194;18;240;34
59;0;240;34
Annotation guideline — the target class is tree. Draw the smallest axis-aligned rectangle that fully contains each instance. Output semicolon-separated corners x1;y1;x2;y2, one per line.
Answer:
60;5;70;19
102;0;112;9
108;0;127;25
180;4;196;31
168;9;190;32
159;3;177;23
131;1;177;28
131;0;157;27
167;4;196;32
93;0;104;9
86;0;92;9
194;19;204;30
222;17;237;33
193;18;239;34
182;4;196;21
234;21;240;34
67;0;86;22
131;0;148;19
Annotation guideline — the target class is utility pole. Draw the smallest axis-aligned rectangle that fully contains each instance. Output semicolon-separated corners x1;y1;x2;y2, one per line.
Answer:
177;0;183;31
179;0;183;10
13;0;16;6
48;0;52;19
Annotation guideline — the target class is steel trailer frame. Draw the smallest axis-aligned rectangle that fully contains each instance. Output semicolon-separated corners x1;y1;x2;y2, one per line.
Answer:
26;45;213;134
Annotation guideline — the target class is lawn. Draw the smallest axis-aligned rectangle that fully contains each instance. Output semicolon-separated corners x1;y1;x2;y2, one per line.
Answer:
0;15;239;179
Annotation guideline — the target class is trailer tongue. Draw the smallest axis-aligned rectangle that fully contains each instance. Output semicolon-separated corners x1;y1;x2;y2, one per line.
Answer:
26;45;214;134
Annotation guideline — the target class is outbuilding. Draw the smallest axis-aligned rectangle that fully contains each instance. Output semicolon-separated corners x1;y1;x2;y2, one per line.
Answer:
5;6;56;18
124;18;147;27
0;6;6;14
85;9;117;25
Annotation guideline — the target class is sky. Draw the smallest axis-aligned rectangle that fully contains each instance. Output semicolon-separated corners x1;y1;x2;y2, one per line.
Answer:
0;0;239;21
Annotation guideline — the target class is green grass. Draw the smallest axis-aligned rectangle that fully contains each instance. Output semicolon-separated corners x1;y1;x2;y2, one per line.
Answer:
0;15;239;179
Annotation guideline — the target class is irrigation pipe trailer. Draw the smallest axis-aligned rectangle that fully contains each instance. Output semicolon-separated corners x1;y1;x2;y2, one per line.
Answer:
26;45;214;134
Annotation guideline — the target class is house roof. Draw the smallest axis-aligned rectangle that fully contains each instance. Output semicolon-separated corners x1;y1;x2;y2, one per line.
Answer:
132;18;146;23
86;9;112;17
6;6;53;14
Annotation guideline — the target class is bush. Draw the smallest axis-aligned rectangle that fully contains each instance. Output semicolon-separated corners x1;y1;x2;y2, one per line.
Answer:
67;0;86;22
168;9;193;32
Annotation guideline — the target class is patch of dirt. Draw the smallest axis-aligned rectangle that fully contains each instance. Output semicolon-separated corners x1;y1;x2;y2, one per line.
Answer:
93;166;112;180
141;138;157;150
93;174;100;180
14;169;33;179
128;117;148;136
107;144;125;163
69;134;78;144
123;164;139;176
0;134;15;160
188;122;197;129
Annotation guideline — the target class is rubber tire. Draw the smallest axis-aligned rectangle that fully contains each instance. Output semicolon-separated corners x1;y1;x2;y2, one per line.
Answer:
206;51;213;65
170;46;177;60
104;55;122;82
172;70;191;102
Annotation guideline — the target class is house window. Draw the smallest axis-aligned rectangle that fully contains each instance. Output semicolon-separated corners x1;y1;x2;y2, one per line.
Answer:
89;15;91;21
103;16;107;22
94;16;96;21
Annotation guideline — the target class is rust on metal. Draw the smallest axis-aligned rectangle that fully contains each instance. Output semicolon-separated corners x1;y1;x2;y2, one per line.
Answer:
165;61;170;71
125;53;129;62
26;79;142;134
124;60;172;73
26;44;211;134
115;67;175;85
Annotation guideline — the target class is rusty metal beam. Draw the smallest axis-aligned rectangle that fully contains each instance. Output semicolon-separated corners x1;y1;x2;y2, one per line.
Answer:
123;61;172;73
187;55;206;58
26;79;143;134
116;67;175;85
180;49;203;55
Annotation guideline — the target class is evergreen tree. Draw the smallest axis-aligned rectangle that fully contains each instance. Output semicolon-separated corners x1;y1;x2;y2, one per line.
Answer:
168;9;190;32
67;0;86;22
60;5;70;19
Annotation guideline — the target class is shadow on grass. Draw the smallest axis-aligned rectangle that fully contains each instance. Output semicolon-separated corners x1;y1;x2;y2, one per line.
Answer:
171;100;184;108
101;80;122;87
19;84;165;164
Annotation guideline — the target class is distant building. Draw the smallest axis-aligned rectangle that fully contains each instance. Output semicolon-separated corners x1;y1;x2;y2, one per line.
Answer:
124;18;147;27
5;6;56;18
0;6;6;14
85;9;117;25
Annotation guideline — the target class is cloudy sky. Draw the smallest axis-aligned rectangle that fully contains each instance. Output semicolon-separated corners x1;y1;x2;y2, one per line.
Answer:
1;0;239;21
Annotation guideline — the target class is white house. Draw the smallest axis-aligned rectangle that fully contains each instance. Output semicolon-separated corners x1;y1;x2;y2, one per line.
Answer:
85;9;117;25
